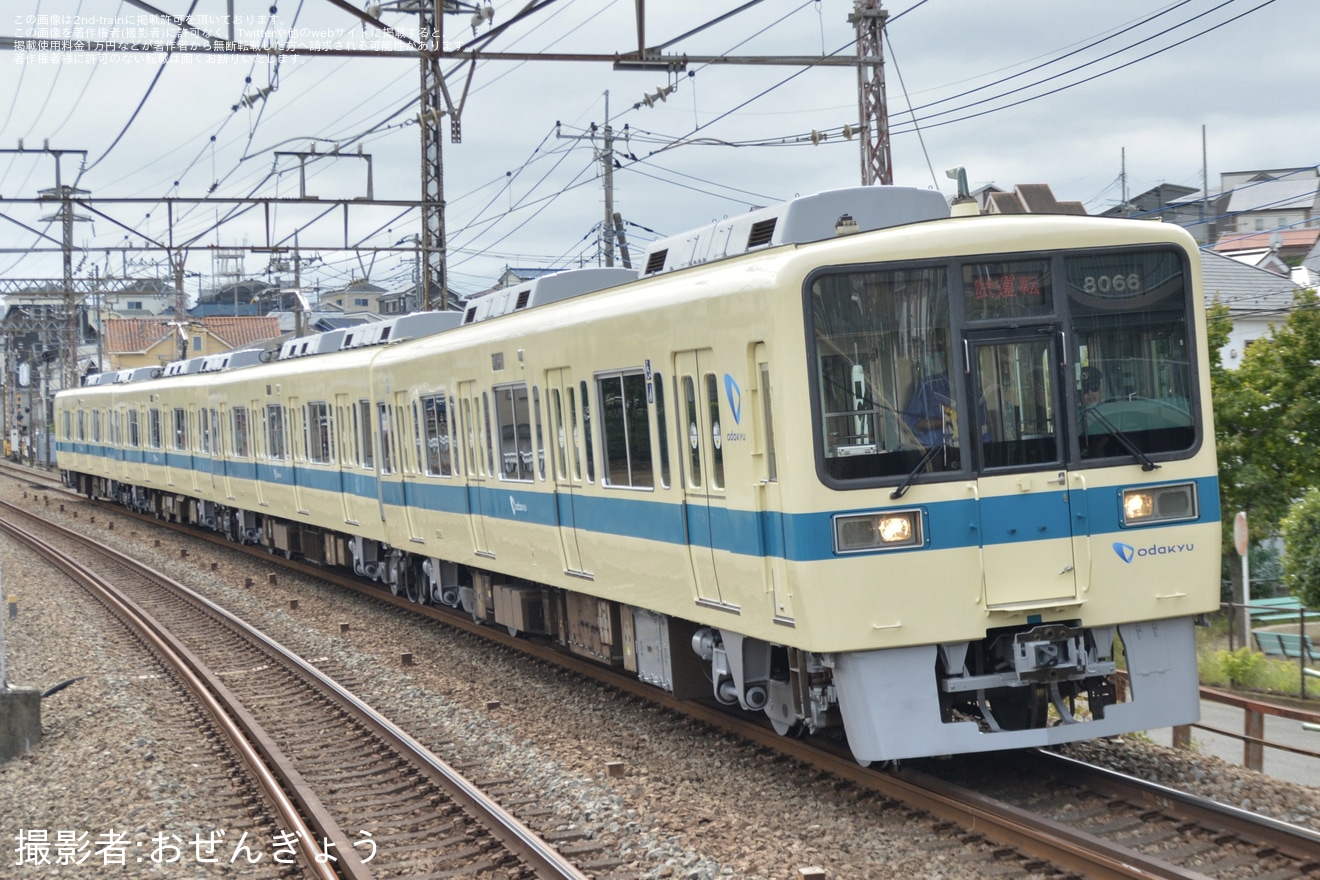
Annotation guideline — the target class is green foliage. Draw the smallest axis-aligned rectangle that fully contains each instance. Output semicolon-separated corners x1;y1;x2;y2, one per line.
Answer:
1199;645;1304;694
1282;488;1320;608
1211;289;1320;549
1221;646;1263;686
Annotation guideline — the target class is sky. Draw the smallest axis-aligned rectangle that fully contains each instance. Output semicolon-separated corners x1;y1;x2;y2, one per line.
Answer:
0;0;1316;299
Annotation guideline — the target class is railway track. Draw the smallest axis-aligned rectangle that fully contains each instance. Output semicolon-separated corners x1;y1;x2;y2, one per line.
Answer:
915;750;1320;879
0;496;593;880
11;481;1320;878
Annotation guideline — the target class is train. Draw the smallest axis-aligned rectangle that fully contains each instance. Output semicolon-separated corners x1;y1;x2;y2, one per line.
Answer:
54;185;1221;763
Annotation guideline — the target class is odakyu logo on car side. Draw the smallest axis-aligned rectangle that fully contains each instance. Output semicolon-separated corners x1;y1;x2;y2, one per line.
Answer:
1113;541;1195;563
724;373;741;425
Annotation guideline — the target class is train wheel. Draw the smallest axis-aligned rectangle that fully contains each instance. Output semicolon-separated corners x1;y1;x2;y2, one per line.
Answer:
769;717;803;737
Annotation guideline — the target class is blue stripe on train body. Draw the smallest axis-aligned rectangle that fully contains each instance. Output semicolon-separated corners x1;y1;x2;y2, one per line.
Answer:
62;440;1217;565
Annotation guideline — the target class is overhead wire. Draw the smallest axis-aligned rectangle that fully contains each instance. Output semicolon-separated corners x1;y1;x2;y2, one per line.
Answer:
888;0;1283;135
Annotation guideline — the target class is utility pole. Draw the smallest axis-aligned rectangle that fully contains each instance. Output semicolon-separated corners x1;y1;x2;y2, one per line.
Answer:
20;145;90;391
1121;147;1128;215
171;251;188;361
601;92;616;267
850;0;892;186
556;93;626;268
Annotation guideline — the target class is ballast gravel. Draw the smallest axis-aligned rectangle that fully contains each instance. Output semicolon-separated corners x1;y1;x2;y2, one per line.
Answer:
2;478;1318;880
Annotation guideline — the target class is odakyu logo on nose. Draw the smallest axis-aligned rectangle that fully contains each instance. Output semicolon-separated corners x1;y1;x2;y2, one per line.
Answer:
724;374;742;425
1113;542;1136;564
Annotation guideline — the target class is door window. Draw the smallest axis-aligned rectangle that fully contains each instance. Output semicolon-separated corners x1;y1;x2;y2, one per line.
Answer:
973;336;1060;469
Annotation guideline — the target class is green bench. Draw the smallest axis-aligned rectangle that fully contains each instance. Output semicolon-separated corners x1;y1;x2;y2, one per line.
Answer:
1254;630;1317;662
1247;597;1320;624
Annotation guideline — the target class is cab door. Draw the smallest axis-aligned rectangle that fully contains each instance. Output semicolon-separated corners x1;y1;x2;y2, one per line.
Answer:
675;349;731;609
753;348;793;623
967;328;1081;607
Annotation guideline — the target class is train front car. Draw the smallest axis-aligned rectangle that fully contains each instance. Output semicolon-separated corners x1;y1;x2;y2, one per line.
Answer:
794;212;1219;763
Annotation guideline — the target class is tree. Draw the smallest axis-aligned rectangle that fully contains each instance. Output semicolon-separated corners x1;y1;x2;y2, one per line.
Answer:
1211;289;1320;547
1281;488;1320;607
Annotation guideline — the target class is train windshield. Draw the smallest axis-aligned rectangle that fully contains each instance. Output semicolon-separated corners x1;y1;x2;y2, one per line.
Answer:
809;246;1198;485
811;266;963;481
1065;249;1195;462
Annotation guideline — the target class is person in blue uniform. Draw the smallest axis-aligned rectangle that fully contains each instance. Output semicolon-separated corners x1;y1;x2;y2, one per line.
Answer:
903;372;956;447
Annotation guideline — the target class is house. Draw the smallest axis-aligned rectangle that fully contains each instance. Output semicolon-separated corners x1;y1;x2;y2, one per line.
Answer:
981;183;1087;216
103;315;281;371
98;278;177;317
1219;167;1319;237
320;280;386;314
1099;183;1227;245
1200;250;1303;370
1210;228;1320;266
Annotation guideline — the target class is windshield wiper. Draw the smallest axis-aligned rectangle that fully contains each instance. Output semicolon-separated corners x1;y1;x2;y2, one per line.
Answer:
890;443;944;499
1082;405;1159;472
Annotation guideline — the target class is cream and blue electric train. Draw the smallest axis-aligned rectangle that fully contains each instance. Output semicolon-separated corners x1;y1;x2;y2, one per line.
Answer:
55;186;1220;763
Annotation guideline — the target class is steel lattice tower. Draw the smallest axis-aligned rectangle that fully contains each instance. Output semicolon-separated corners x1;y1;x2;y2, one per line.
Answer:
851;0;892;186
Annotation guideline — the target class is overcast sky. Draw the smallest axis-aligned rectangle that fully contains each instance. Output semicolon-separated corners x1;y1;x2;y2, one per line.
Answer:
1;0;1315;298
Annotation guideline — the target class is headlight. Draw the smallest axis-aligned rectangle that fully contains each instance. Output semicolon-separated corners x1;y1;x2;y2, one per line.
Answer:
1121;483;1197;526
834;509;923;553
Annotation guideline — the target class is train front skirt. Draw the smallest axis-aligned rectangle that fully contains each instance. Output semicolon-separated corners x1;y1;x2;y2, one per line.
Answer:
830;615;1198;763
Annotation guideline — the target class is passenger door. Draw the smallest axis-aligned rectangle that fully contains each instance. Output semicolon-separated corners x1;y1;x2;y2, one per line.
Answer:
675;349;731;609
546;368;590;578
457;380;492;558
967;328;1081;607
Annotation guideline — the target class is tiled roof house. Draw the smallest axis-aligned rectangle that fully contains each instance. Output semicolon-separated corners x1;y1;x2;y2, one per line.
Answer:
105;316;281;371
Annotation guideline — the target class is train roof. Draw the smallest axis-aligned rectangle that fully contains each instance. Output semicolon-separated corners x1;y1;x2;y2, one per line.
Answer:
639;185;950;276
278;310;464;361
460;267;639;325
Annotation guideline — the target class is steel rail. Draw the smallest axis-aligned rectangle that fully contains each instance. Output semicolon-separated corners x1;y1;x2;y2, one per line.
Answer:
0;515;347;880
0;499;592;880
37;492;1303;878
1034;750;1320;862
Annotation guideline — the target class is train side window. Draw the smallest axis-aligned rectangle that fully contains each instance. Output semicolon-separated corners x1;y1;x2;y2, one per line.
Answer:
598;370;653;489
357;400;374;468
567;386;582;481
494;384;533;481
654;372;671;488
265;404;286;461
481;392;496;476
532;386;545;481
580;380;596;483
200;409;211;454
682;376;701;488
760;364;777;482
92;410;102;444
448;398;461;476
460;398;476;475
377;403;394;474
420;393;453;476
110;410;121;446
172;407;187;451
395;403;410;473
307;402;332;464
76;410;85;441
149;408;162;449
232;407;249;457
128;410;140;448
550;388;567;479
705;374;724;489
412;401;424;474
